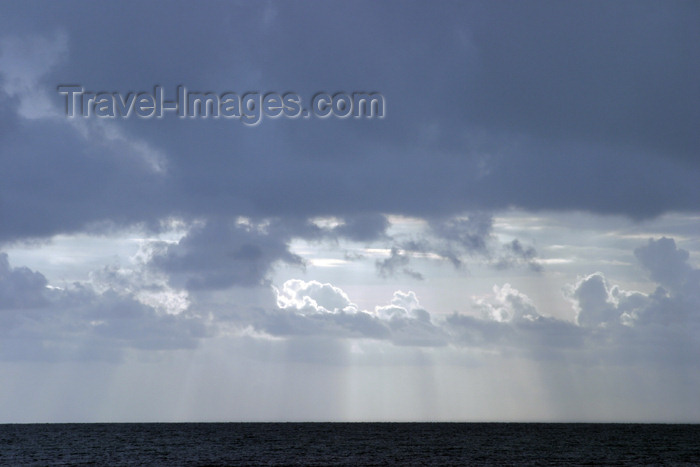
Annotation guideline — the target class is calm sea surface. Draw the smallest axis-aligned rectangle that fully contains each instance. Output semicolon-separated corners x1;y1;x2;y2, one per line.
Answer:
1;423;698;466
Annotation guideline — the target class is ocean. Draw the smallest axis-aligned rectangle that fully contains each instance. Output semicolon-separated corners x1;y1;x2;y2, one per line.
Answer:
1;423;698;466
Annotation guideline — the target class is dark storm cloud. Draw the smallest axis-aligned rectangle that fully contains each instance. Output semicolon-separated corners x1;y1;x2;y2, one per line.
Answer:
150;218;304;290
1;0;698;247
332;214;389;243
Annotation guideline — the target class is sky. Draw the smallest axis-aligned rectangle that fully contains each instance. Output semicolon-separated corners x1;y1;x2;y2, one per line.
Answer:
0;0;698;422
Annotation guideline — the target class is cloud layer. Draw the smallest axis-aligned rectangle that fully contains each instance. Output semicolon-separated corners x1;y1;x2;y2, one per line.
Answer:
1;2;699;247
1;238;697;370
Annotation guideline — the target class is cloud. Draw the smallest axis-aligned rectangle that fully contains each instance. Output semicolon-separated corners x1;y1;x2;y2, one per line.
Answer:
375;247;424;280
231;236;699;358
446;282;585;359
0;253;208;360
634;237;695;290
276;279;358;315
52;286;208;352
563;238;699;367
332;213;389;242
430;214;493;257
567;237;699;332
495;239;542;272
445;236;700;366
570;273;622;328
0;3;698;423
0;2;698;380
474;283;540;323
0;252;48;309
248;280;446;346
375;290;423;318
1;2;698;253
389;215;541;277
375;291;446;347
1;236;698;366
0;31;68;119
248;306;390;342
150;219;303;290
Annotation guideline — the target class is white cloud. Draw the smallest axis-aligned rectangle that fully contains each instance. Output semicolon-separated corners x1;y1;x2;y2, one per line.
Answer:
276;279;358;315
474;283;540;323
375;290;423;320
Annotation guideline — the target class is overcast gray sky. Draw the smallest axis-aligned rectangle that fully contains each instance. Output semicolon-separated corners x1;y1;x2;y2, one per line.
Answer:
0;0;698;422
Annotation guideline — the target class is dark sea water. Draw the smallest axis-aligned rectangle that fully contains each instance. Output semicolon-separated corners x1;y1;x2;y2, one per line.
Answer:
0;423;698;466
